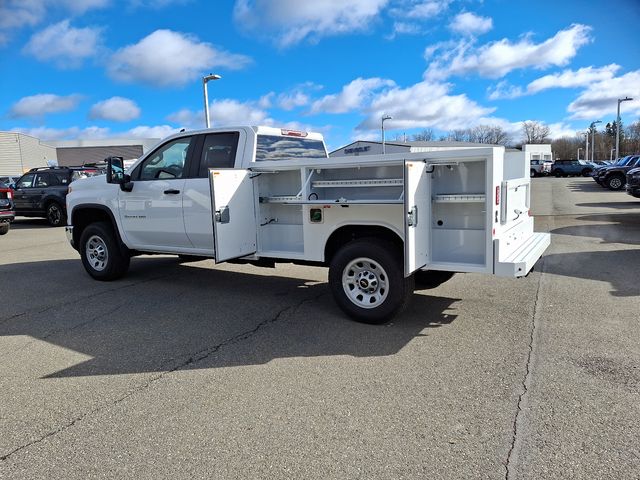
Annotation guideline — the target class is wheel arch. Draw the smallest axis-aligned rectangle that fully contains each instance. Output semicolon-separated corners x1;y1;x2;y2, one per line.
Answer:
324;223;403;264
71;204;126;252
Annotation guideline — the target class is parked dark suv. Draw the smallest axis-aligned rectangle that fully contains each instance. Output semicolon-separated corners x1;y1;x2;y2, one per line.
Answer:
10;167;103;226
625;165;640;198
0;185;14;235
596;155;640;190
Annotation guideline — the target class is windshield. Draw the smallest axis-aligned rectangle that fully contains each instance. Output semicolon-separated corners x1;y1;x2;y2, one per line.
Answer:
256;135;327;161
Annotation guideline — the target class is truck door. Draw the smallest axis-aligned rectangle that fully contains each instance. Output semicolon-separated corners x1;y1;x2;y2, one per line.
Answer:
210;169;257;262
404;160;431;276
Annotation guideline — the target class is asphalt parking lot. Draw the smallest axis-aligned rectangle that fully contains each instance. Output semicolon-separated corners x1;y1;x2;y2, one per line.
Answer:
1;177;639;479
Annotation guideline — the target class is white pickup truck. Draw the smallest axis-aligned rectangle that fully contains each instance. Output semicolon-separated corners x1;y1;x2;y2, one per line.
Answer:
66;125;550;324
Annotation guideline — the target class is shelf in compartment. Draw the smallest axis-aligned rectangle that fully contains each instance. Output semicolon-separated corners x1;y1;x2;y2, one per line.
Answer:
433;193;486;203
259;195;301;203
312;178;403;188
260;198;403;205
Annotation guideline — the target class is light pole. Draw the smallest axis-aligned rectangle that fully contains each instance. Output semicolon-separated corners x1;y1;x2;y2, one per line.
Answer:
610;148;615;161
589;120;601;162
381;114;392;154
582;132;588;163
203;73;221;128
616;96;633;160
577;147;582;160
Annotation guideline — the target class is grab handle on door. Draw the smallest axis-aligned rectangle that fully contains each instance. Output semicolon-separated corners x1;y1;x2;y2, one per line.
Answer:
163;189;180;194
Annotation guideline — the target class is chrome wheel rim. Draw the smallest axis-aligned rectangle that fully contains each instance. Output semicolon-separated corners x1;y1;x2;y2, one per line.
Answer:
342;257;389;309
86;235;108;271
610;177;622;189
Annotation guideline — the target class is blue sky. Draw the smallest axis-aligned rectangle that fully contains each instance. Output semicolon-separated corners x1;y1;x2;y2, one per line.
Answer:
0;0;639;151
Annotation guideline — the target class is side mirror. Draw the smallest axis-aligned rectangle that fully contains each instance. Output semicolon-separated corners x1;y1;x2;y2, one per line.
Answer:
106;156;133;192
106;156;125;183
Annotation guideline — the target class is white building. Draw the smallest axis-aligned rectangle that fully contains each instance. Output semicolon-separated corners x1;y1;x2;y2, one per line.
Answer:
0;133;160;174
0;132;57;175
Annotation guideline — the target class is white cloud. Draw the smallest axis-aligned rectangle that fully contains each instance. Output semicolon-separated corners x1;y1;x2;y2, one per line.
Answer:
126;125;179;138
12;126;111;141
310;77;396;114
10;93;82;118
358;81;495;130
233;0;389;47
0;0;108;45
108;30;251;87
567;70;640;120
89;97;141;122
425;24;592;80
405;0;450;18
449;12;493;36
167;100;272;129
527;64;620;94
547;122;580;139
23;20;102;67
488;65;621;100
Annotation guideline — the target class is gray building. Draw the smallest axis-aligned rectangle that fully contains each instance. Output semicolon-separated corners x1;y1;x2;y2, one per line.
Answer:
47;138;160;166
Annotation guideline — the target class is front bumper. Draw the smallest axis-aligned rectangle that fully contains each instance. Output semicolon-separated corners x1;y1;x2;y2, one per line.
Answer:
65;225;75;248
626;183;640;198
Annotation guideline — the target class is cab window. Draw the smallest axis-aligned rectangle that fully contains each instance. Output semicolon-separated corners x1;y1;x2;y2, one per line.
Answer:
198;132;239;177
139;137;194;181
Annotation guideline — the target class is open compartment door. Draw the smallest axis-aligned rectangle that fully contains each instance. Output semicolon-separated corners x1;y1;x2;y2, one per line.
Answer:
404;160;431;276
210;169;257;262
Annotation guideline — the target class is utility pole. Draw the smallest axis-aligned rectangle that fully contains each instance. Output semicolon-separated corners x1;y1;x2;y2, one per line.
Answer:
616;97;633;160
589;120;601;162
202;73;221;128
381;114;392;154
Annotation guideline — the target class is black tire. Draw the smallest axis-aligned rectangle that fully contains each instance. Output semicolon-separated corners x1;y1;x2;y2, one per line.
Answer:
415;270;455;289
530;169;537;178
0;223;9;235
328;238;413;324
46;202;66;227
581;168;593;177
79;221;130;280
554;169;563;177
606;174;625;190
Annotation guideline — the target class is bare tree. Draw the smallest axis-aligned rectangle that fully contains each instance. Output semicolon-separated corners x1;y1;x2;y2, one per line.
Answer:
468;125;509;145
522;121;551;144
411;129;434;141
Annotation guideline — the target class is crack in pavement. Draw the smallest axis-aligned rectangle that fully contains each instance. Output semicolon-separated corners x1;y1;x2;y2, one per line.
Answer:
0;305;123;362
0;273;174;326
504;255;547;480
0;292;326;463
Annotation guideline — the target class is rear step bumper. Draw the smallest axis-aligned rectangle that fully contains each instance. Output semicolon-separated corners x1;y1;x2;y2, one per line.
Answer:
494;232;550;277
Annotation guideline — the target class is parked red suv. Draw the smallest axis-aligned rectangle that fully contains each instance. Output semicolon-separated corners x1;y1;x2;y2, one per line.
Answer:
0;185;15;235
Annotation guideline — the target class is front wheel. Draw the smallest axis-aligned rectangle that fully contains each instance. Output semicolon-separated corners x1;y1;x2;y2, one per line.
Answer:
0;223;9;235
554;169;563;177
606;174;625;190
329;239;413;324
581;168;593;177
530;169;537;178
79;222;130;280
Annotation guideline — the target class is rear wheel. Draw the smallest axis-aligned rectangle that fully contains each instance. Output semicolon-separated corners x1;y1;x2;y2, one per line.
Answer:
79;221;130;280
0;223;9;235
329;238;413;324
46;202;66;227
581;168;593;177
554;169;564;177
530;169;537;178
606;174;625;190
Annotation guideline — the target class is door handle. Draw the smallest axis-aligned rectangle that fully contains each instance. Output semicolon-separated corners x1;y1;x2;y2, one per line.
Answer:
163;189;180;194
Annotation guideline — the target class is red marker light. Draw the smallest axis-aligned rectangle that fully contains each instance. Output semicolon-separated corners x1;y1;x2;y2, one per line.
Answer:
281;129;308;137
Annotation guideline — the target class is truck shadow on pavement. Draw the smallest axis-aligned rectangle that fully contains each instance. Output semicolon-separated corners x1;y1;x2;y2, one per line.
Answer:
0;257;460;379
10;218;55;229
550;213;640;245
542;249;640;297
